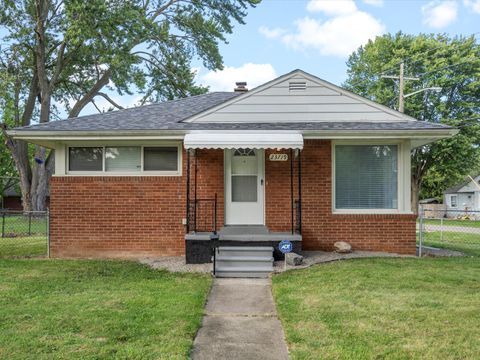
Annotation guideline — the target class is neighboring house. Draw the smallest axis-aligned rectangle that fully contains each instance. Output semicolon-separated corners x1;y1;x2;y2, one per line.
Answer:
8;69;456;263
1;180;50;211
1;186;22;210
444;175;480;213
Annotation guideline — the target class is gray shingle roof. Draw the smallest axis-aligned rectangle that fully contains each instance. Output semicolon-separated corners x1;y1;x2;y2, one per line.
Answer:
444;174;480;194
17;92;241;132
13;91;453;133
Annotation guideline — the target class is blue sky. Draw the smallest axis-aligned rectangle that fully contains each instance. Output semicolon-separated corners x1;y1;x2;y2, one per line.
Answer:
191;0;479;92
78;0;479;115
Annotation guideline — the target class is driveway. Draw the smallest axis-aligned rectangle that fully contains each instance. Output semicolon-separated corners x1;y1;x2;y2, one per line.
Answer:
191;278;289;360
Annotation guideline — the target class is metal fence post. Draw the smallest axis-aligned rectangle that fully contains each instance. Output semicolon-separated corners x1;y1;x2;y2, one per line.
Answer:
440;217;443;243
28;212;32;236
1;212;5;238
418;206;423;257
47;209;50;258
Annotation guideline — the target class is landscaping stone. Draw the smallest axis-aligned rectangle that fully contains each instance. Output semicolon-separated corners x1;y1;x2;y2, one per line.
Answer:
334;241;352;253
286;252;304;266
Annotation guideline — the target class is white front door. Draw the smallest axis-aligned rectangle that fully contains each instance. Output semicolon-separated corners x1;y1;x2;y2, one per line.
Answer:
225;148;264;225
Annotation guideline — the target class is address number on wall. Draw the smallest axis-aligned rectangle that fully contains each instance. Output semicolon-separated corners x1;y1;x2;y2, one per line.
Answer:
269;153;288;161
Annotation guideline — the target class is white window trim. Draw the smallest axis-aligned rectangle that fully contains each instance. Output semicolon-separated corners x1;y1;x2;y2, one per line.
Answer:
66;143;182;176
332;140;411;214
450;195;457;208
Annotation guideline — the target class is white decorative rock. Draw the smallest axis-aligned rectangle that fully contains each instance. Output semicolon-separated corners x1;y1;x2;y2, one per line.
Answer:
285;252;304;266
334;241;352;253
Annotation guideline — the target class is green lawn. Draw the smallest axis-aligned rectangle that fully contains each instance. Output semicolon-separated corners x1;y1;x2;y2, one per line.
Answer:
273;258;480;360
0;260;212;359
421;218;480;228
0;214;48;257
1;214;47;236
0;235;47;257
418;231;480;257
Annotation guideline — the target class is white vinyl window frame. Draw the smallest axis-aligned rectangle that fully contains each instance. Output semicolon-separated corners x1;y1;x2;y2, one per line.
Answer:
66;143;182;176
332;140;410;214
450;195;457;208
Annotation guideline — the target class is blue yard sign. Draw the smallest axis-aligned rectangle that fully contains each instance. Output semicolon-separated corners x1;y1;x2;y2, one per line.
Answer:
278;240;293;254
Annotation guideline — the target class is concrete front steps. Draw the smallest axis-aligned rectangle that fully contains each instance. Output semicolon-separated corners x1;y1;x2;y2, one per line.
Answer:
214;246;274;278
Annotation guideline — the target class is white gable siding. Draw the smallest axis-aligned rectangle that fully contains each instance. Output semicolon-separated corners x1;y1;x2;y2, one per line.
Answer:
191;72;407;123
457;175;480;192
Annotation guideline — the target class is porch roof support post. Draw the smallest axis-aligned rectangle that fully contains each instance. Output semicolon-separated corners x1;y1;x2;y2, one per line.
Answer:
186;149;191;233
298;149;302;234
290;148;294;235
194;149;197;233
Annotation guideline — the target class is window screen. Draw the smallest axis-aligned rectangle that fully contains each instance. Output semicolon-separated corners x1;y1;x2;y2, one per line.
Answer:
105;147;141;172
335;145;398;209
69;147;103;171
144;147;178;171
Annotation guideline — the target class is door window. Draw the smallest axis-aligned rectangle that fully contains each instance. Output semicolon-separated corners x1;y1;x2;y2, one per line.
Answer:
231;149;258;202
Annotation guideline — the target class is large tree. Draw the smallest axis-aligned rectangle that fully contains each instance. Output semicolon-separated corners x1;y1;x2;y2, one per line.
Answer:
344;32;480;212
0;0;259;211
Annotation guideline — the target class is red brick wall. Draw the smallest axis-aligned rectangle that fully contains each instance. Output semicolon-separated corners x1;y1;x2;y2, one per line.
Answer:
265;149;298;232
300;140;416;255
49;140;415;258
191;149;224;231
50;175;186;258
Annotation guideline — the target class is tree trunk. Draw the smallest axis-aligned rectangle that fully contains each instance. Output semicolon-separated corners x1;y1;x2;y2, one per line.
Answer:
411;175;421;216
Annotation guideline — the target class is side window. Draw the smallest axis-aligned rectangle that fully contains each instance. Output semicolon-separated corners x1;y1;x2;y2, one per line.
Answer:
69;147;103;171
451;195;457;207
143;147;178;171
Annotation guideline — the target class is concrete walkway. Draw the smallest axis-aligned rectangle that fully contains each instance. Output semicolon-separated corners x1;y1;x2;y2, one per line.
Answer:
191;278;289;360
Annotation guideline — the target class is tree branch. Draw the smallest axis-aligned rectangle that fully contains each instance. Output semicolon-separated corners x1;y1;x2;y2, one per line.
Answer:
68;69;111;118
96;92;124;110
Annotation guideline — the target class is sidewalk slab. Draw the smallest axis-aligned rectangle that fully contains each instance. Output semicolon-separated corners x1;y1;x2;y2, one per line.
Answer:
192;278;289;360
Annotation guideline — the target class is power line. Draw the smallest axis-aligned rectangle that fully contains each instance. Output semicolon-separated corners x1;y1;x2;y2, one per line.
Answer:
414;58;478;77
378;32;480;76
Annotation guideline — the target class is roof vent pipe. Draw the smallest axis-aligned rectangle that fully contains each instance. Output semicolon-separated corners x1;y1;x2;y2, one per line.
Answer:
234;82;248;92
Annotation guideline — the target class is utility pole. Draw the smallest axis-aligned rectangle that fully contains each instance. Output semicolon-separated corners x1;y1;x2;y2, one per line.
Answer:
399;62;405;112
381;61;419;113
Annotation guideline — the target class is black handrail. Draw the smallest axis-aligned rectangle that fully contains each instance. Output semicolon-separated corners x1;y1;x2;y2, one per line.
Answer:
187;194;219;275
295;199;302;234
187;193;217;234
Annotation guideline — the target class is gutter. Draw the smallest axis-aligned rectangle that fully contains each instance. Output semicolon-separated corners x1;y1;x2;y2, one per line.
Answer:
7;127;458;139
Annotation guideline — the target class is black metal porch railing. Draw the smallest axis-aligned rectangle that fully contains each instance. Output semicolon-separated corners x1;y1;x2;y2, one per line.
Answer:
187;194;217;233
294;199;302;234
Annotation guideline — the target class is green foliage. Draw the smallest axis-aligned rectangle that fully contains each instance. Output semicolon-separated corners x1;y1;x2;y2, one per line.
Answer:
1;0;260;114
0;0;260;210
344;33;480;199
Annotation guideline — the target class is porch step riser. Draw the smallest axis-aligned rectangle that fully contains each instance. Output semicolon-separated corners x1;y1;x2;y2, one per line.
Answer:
214;246;274;278
215;260;273;270
217;250;273;257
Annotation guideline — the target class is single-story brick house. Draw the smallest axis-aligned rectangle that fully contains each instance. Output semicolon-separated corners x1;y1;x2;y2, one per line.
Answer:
9;69;456;262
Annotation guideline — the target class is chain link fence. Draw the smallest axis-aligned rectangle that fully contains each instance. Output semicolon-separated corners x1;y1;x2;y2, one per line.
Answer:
0;210;49;258
418;206;480;256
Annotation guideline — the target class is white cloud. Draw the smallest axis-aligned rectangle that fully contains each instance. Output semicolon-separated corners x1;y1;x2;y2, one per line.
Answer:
464;0;480;13
363;0;384;6
306;0;357;15
258;26;287;39
282;12;384;57
422;1;458;28
259;1;385;58
198;63;277;92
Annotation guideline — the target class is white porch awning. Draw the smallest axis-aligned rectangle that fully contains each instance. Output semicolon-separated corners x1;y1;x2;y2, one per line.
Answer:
184;133;303;150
